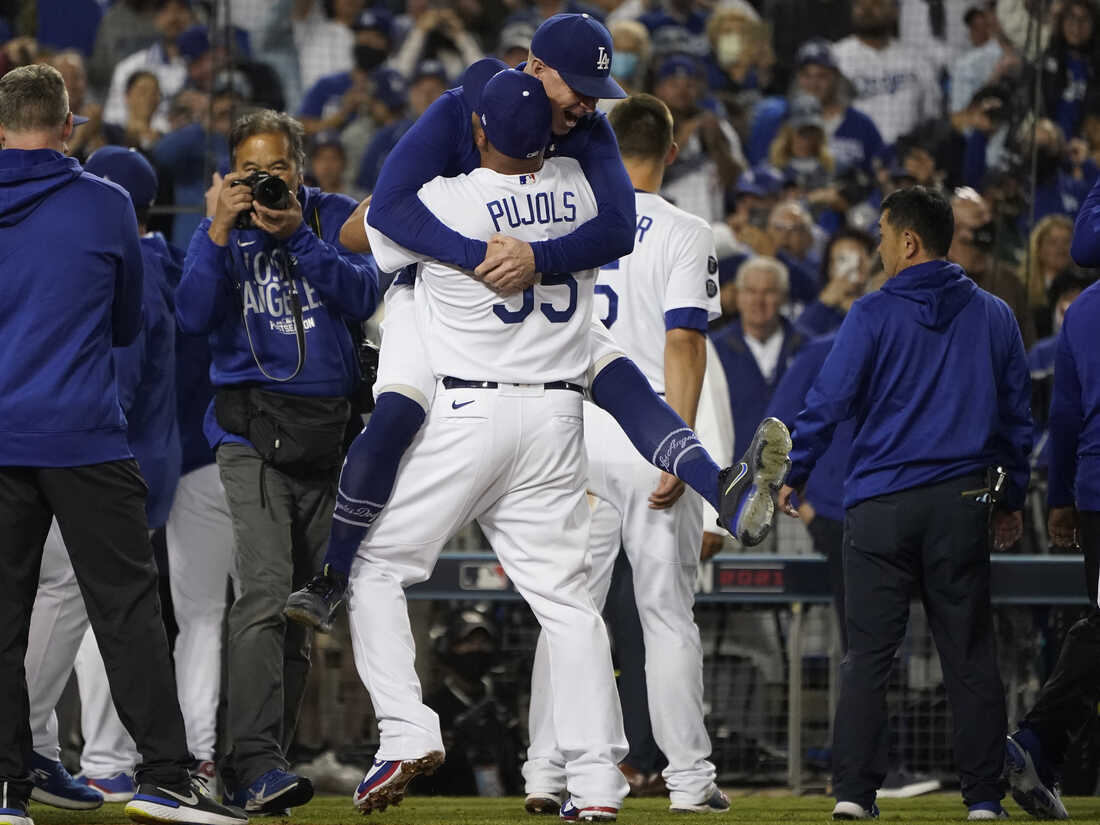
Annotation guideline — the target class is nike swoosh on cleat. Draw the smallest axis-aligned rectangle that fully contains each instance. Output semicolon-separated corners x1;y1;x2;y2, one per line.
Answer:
451;400;475;410
154;787;197;805
724;463;748;495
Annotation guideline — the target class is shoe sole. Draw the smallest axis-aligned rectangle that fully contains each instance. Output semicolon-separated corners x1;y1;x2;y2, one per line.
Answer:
30;787;103;810
354;751;443;814
247;779;314;815
735;418;792;546
1006;736;1069;819
525;795;562;815
0;813;33;825
669;805;730;814
124;799;248;825
283;597;332;632
561;808;618;821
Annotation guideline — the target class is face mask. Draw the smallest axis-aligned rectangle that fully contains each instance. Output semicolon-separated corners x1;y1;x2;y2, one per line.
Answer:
611;52;639;81
355;44;387;73
1036;148;1062;180
789;157;822;174
716;32;744;67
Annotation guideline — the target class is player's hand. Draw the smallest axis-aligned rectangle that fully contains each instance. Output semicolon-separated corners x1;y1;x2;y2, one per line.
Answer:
649;472;685;509
475;234;537;295
208;171;252;245
778;484;801;518
797;499;816;526
992;509;1023;550
253;188;304;240
700;531;725;561
1049;506;1079;548
205;171;225;219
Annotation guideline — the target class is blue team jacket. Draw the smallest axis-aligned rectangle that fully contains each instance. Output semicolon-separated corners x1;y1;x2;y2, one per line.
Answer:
175;186;379;448
788;260;1033;509
366;58;636;275
0;149;142;467
1048;282;1100;511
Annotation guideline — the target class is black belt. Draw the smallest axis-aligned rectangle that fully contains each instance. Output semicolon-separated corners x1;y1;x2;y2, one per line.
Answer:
442;376;583;394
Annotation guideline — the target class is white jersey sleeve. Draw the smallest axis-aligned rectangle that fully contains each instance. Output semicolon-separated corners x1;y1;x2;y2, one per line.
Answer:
663;214;721;327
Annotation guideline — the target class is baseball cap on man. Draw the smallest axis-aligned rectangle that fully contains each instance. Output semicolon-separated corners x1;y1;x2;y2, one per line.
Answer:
795;39;838;72
85;146;158;209
476;69;552;160
530;13;626;100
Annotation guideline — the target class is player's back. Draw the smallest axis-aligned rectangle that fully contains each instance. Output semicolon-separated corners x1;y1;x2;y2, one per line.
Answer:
593;191;719;393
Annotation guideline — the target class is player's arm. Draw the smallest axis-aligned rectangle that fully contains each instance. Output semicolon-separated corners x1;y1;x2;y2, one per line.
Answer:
112;196;146;347
340;195;371;253
366;92;488;271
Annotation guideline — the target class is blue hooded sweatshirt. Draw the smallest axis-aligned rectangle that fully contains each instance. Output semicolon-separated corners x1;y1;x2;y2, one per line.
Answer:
113;233;181;528
0;148;143;467
788;260;1033;510
175;186;379;449
1048;281;1100;511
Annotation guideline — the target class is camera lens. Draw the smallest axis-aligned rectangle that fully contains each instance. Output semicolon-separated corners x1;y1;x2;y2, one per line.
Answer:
254;175;290;210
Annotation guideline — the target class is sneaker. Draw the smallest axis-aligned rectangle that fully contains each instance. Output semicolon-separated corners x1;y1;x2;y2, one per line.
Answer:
29;753;103;810
717;417;792;546
284;568;347;631
124;777;247;825
560;798;618;821
968;802;1010;820
223;769;313;815
526;792;565;815
1005;732;1068;820
192;761;218;799
877;769;942;799
0;783;32;825
353;751;443;813
669;785;730;813
78;771;136;803
833;801;880;820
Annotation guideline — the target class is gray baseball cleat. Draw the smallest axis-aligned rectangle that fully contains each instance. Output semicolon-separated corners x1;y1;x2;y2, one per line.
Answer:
717;417;792;546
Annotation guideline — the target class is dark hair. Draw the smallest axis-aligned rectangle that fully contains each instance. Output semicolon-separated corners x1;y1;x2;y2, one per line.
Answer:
229;109;306;172
608;93;673;162
0;64;69;132
880;185;955;258
125;70;159;95
820;227;876;283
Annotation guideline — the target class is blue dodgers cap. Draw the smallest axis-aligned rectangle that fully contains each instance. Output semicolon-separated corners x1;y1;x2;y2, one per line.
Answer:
85;146;158;209
530;13;625;100
656;54;703;83
461;57;509;110
372;67;408;110
476;69;552;160
795;38;838;72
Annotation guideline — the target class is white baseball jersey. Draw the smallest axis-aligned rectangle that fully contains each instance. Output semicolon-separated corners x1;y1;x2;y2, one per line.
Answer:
591;192;720;394
366;158;599;385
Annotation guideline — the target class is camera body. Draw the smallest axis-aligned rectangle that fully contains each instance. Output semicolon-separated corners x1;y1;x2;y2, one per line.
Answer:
232;171;291;230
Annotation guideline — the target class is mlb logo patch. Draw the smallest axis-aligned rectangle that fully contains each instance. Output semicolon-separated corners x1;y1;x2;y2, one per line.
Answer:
519;173;537;184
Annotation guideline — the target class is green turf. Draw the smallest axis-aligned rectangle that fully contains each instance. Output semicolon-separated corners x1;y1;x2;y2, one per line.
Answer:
24;794;1100;825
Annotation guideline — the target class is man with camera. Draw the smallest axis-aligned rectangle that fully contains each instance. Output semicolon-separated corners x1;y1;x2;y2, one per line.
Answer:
175;109;379;815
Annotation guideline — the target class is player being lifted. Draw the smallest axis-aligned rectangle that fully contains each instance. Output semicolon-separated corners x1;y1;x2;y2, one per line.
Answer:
284;14;792;632
522;93;734;816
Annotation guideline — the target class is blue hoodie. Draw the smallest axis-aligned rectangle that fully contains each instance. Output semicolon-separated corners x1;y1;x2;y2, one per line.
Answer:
175;186;379;448
1048;281;1100;510
0;148;143;467
114;233;181;528
788;260;1033;510
1072;172;1100;266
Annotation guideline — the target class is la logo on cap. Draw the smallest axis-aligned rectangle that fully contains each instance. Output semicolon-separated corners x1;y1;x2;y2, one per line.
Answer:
596;45;609;71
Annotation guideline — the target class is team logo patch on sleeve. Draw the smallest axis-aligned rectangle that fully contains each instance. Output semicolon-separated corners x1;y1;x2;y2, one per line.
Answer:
706;279;718;298
708;256;718;274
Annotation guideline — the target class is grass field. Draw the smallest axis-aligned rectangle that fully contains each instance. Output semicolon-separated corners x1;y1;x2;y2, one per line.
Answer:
26;793;1100;825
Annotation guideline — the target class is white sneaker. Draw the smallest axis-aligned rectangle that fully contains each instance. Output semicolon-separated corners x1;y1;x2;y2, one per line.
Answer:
833;800;880;820
669;785;730;813
526;792;564;815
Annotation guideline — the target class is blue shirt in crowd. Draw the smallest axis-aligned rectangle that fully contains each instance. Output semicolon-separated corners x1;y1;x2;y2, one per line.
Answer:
747;98;884;175
788;259;1033;509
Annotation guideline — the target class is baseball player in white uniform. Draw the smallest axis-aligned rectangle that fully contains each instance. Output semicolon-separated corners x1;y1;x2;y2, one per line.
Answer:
523;94;741;815
345;69;629;821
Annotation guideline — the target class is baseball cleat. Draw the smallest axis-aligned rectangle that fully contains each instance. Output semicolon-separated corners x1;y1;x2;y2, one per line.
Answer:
832;800;879;820
284;567;347;632
1005;733;1068;819
526;792;565;814
124;777;248;825
77;771;136;803
223;769;313;815
669;785;730;813
968;802;1010;820
29;753;103;810
717;417;792;546
560;798;618;821
354;751;443;814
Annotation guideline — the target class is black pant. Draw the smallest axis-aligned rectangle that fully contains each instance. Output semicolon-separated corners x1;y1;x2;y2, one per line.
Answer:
808;515;847;652
833;474;1005;808
0;461;192;800
1021;511;1100;766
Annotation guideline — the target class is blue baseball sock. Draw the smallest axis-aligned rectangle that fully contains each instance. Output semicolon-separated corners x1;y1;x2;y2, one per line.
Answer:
591;357;721;510
324;392;426;578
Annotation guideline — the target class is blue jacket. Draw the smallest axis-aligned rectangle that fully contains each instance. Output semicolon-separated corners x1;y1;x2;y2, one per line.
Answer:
767;334;852;523
1028;334;1058;472
788;260;1033;509
115;234;181;527
1072;172;1100;266
0;148;143;467
175;187;380;448
747;98;884;175
792;262;1029;510
711;317;807;462
1048;281;1100;510
794;299;846;339
367;60;636;275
